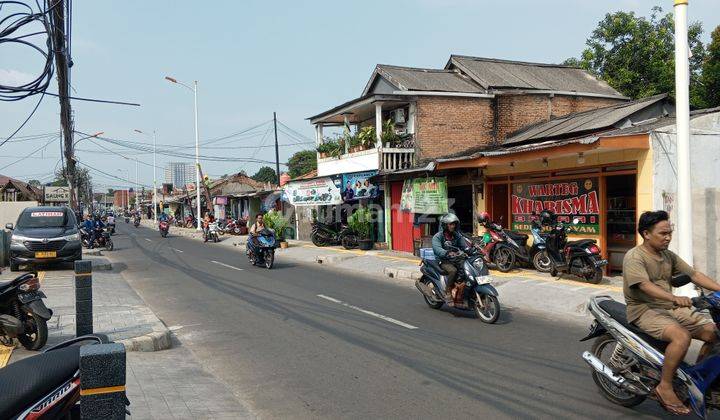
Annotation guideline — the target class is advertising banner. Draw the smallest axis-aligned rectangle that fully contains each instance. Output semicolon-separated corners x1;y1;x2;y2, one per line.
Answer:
400;177;448;214
341;170;378;201
43;186;74;203
285;176;342;206
511;177;600;234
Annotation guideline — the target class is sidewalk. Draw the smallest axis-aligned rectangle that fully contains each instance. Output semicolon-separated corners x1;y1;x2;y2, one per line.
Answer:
160;222;625;323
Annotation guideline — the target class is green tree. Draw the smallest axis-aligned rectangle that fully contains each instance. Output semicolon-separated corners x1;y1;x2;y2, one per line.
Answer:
251;166;277;183
287;150;317;179
52;167;93;204
701;25;720;108
566;6;706;107
27;179;41;188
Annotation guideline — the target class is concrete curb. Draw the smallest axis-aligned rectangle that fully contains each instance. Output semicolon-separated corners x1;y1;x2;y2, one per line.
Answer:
117;329;173;352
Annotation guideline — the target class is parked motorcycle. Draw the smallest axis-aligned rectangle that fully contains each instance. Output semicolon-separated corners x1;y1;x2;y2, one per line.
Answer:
544;216;606;284
0;272;52;350
184;215;197;229
0;335;130;419
311;220;354;247
529;218;552;272
415;240;500;323
247;228;277;269
581;274;720;418
204;222;220;243
476;218;516;272
159;220;170;238
221;218;242;235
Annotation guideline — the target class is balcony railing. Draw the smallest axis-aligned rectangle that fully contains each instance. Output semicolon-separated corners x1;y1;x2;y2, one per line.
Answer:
381;148;415;171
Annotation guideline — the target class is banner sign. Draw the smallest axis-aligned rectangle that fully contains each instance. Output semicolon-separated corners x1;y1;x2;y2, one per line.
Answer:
511;177;600;234
213;196;228;205
285;176;342;206
44;186;74;203
400;177;448;214
342;170;378;201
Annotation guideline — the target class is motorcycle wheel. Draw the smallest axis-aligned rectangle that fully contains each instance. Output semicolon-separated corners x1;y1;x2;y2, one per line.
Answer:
265;250;274;269
341;235;358;250
213;233;219;243
420;277;443;309
233;227;241;235
161;230;167;238
493;247;515;273
311;233;328;247
532;250;553;273
572;258;603;284
474;293;500;324
218;229;225;236
18;312;48;351
591;333;646;407
105;239;114;251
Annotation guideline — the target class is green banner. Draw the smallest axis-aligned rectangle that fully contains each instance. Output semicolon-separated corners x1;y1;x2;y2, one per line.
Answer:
401;177;448;214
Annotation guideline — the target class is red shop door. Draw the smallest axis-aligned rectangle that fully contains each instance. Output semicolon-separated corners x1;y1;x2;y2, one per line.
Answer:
391;181;414;253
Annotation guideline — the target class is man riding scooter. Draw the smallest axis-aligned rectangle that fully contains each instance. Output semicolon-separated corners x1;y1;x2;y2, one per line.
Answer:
431;213;467;302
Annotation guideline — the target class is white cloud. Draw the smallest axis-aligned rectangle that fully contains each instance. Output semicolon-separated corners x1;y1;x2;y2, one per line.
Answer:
0;68;35;86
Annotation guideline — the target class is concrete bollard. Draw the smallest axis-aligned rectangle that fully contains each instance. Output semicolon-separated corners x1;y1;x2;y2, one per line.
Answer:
74;260;93;336
79;343;127;419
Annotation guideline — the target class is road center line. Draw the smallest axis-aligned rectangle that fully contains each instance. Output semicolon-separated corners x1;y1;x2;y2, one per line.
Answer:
144;238;152;242
211;260;244;271
173;248;184;253
317;294;418;330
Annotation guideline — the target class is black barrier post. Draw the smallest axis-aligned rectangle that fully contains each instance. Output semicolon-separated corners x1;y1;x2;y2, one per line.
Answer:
79;343;127;419
74;260;93;336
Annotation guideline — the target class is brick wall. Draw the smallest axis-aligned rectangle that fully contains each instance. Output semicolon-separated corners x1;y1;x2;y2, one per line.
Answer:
415;94;626;161
415;96;494;160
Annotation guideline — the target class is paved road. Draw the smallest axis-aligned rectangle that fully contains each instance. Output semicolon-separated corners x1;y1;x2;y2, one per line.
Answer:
111;223;673;419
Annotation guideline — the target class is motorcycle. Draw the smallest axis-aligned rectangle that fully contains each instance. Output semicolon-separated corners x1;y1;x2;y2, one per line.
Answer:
221;218;242;236
0;272;52;350
581;274;720;418
159;220;170;238
184;215;197;229
311;220;354;247
133;216;140;228
204;222;220;243
529;218;552;272
79;227;114;251
545;218;606;284
247;228;277;269
476;218;516;273
415;240;500;324
0;335;130;419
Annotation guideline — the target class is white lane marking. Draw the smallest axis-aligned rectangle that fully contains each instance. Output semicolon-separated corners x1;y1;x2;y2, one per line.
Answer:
211;260;244;271
317;294;418;330
173;248;184;253
144;238;152;242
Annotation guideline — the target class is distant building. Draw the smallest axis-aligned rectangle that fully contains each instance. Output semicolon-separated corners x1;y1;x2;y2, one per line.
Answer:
164;162;195;190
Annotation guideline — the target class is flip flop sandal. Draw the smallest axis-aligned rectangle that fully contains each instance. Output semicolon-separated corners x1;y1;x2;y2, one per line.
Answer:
652;389;691;416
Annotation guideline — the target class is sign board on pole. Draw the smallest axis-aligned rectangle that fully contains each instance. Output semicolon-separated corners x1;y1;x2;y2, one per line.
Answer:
44;186;75;203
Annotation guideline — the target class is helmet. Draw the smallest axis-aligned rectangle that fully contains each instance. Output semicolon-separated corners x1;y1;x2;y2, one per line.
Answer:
539;209;556;226
477;211;490;225
439;213;460;230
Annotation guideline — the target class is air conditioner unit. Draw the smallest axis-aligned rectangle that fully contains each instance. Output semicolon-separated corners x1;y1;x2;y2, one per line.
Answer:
394;109;406;124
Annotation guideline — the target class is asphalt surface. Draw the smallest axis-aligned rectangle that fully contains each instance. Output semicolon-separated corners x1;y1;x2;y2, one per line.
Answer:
111;223;678;419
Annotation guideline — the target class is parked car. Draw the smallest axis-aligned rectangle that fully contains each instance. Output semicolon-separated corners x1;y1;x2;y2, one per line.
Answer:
5;206;82;271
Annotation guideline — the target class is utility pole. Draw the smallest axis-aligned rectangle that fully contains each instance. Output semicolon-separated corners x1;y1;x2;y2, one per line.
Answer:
273;112;280;186
674;0;694;296
48;0;77;210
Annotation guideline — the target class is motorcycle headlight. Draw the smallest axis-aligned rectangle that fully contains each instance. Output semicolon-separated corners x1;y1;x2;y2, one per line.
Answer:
472;259;485;272
64;232;80;241
476;275;492;285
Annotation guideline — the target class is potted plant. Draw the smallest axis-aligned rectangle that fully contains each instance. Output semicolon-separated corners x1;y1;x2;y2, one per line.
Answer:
263;210;290;248
348;207;373;250
381;119;400;148
346;133;363;153
357;126;376;150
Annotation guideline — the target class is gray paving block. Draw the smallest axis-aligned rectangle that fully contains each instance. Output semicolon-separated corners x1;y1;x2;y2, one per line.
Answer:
74;274;92;288
80;343;126;389
74;260;93;274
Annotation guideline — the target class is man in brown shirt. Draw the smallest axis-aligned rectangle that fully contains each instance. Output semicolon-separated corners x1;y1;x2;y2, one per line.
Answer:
623;210;720;414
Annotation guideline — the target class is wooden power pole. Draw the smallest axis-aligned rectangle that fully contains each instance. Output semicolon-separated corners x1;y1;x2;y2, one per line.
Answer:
48;0;77;209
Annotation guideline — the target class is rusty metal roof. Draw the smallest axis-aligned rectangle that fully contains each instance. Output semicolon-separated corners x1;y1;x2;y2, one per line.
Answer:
368;64;483;94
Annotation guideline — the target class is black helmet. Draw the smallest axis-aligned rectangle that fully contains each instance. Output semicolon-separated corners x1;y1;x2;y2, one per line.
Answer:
539;209;556;226
439;213;460;230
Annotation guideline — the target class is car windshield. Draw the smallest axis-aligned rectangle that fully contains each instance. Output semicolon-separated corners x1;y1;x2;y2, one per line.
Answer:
17;210;68;228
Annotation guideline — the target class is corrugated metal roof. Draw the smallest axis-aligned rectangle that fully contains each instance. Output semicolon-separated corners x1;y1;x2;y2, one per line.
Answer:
503;94;668;146
447;55;623;97
374;65;483;93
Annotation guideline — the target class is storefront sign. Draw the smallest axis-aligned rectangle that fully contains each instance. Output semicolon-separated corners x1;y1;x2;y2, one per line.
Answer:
285;176;342;206
511;177;600;234
400;177;448;214
213;196;228;205
342;171;378;201
44;186;74;203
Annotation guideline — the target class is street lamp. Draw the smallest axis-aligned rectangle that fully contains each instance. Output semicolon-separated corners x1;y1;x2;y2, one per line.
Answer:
165;75;201;231
73;131;104;147
134;129;157;223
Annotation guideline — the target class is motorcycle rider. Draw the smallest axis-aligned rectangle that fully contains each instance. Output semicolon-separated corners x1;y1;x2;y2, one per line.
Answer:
82;214;95;248
92;216;105;247
623;210;720;415
432;213;466;302
202;212;215;237
247;213;265;258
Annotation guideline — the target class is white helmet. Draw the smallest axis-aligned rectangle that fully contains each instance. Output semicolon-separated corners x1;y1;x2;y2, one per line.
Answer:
439;213;460;230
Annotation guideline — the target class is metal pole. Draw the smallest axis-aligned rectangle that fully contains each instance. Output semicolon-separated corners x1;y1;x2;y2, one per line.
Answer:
135;159;139;213
153;130;157;223
674;0;694;296
273;112;280;185
194;81;201;230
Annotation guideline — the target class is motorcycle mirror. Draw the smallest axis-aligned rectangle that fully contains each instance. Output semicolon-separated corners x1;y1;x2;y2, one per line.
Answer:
5;223;13;230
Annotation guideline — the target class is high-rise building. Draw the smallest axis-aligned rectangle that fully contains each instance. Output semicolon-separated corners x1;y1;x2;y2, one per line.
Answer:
164;162;195;189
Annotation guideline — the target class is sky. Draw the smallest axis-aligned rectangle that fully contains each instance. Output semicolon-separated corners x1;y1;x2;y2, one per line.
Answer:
1;0;719;192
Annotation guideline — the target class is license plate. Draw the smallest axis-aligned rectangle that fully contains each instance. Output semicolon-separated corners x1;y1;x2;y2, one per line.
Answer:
35;251;56;258
19;291;45;304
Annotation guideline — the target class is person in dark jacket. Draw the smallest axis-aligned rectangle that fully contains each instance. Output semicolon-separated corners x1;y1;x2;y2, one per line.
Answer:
432;213;466;302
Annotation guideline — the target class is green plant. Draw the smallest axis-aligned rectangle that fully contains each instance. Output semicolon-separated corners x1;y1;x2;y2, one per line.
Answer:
348;207;373;239
345;133;361;149
316;138;342;157
263;210;289;241
380;119;400;147
357;126;376;149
